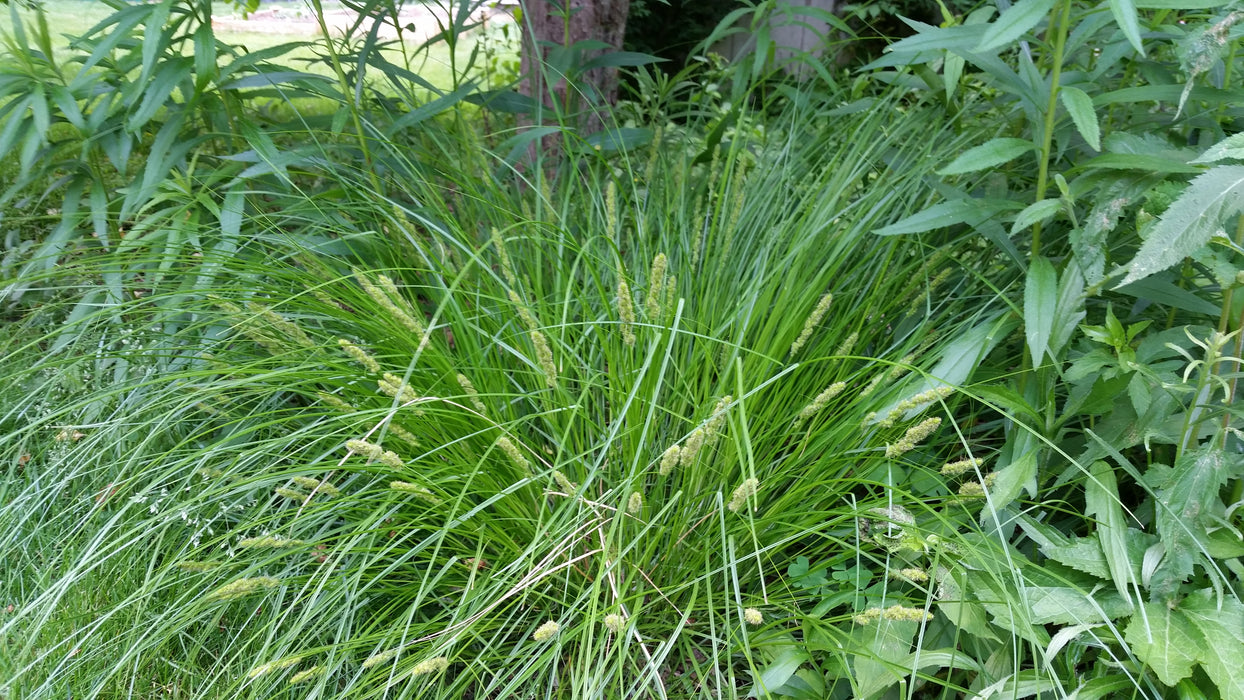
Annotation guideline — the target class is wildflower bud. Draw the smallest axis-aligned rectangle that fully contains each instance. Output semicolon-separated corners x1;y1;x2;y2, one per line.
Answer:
743;608;763;626
728;478;759;513
790;292;833;356
533;620;560;642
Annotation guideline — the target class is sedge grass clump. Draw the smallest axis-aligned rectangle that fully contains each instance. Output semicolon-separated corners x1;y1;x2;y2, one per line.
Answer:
0;79;1018;700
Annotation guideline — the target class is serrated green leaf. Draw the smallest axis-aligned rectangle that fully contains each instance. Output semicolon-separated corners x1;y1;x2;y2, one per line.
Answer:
1011;198;1064;234
1121;166;1244;286
937;138;1036;176
1179;590;1244;700
1124;602;1202;686
1041;533;1112;579
1150;447;1230;601
1023;586;1133;624
1192;132;1244;164
1060;86;1102;150
853;619;918;698
1024;256;1057;364
1081;153;1201;174
976;0;1057;52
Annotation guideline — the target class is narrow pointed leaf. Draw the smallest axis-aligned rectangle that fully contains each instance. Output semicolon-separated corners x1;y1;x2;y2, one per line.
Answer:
1085;461;1134;601
1024;255;1057;364
937;138;1035;176
1012;198;1064;234
1060;86;1101;150
976;0;1057;52
1109;0;1147;55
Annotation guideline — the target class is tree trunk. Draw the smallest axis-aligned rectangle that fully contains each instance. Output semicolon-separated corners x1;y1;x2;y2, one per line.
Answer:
519;0;631;137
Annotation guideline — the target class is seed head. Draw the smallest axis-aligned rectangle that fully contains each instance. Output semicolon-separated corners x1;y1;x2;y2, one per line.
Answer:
796;382;846;426
617;277;636;346
603;613;625;633
728;478;759;513
533;620;560;642
338;339;380;374
291;476;339;497
361;649;399;669
658;445;681;476
626;491;643;515
881;605;934;622
885;417;942;459
743;608;763;626
237;535;306;549
495;436;532;476
288;665;325;684
645;253;668;320
940;458;982;477
247;656;303;678
456;373;487;414
390;481;441;504
411;656;449;676
790;292;833;356
206;576;280;601
552;470;577;494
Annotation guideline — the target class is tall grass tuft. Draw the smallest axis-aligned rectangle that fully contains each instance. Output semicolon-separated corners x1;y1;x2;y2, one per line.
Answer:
0;77;1028;697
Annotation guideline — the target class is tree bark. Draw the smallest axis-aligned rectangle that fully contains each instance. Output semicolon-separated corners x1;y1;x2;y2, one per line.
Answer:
519;0;631;137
